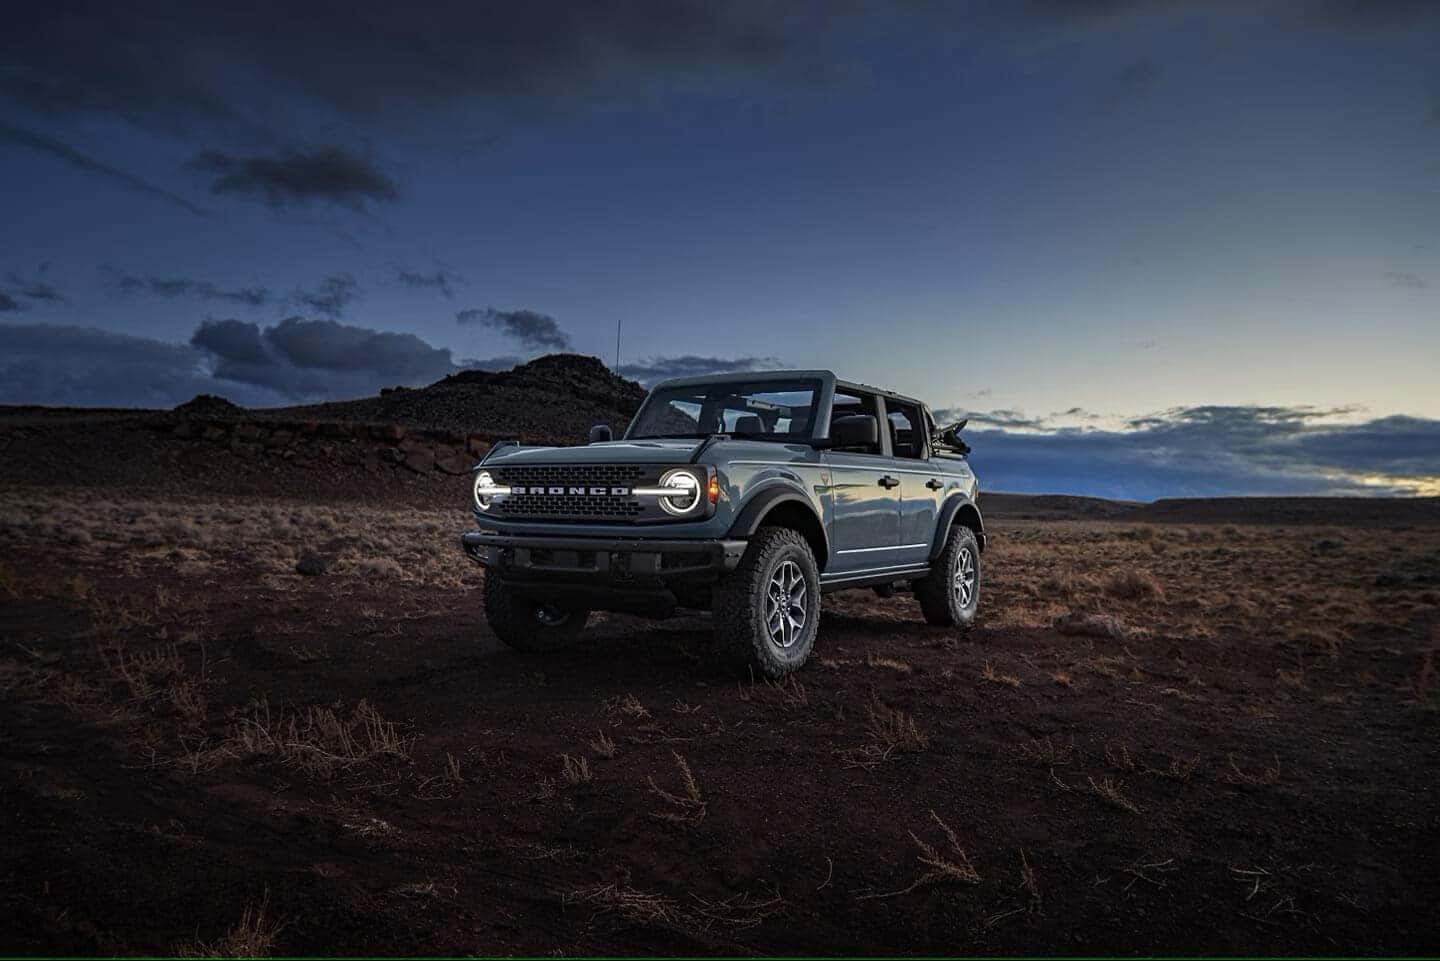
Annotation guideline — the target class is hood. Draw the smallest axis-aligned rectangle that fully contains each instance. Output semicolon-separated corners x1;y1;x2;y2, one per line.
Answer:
483;438;703;467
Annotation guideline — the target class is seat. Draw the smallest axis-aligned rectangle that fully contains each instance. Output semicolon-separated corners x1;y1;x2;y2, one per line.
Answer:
733;414;764;435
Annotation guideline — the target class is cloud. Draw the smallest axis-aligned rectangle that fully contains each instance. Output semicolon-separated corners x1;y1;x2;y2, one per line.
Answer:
1116;57;1161;94
292;274;359;318
188;146;398;212
456;306;572;351
1;3;814;134
6;274;65;304
615;355;788;386
0;120;213;218
111;271;271;307
0;322;281;408
191;315;460;400
960;404;1440;498
1382;270;1427;290
931;407;1050;430
0;292;23;313
395;267;464;298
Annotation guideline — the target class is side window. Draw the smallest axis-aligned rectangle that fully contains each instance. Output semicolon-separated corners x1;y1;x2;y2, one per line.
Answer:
886;401;926;459
830;391;883;455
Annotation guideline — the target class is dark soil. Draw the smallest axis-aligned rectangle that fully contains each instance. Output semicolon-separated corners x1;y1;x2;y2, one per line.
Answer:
2;390;1438;954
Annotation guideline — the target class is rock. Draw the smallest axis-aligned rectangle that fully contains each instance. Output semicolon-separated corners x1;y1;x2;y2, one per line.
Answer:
467;435;491;457
264;429;293;449
364;449;380;473
201;426;227;442
1053;611;1129;639
317;421;352;439
174;393;244;417
436;453;472;475
371;423;406;443
295;552;331;576
403;447;435;473
234;423;263;441
171;422;199;440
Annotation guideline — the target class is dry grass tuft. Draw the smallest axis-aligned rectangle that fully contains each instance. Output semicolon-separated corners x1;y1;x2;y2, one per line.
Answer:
1086;775;1143;815
866;654;913;673
227;697;412;777
1223;753;1282;787
981;661;1021;688
840;699;929;769
179;896;282;957
1015;736;1073;767
588;729;618;758
647;751;707;823
560;753;592;784
858;809;980;900
1104;569;1165;601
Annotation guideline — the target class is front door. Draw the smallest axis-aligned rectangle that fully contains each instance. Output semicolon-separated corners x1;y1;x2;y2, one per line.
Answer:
823;390;901;574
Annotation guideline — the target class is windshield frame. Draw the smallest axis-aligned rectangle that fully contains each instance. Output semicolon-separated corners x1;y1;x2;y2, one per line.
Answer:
624;377;824;444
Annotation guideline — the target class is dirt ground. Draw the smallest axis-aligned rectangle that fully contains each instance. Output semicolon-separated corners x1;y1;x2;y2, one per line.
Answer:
2;486;1438;955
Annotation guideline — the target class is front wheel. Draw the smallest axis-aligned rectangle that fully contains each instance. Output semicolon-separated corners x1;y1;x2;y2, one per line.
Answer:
483;575;590;652
712;527;821;679
915;526;981;628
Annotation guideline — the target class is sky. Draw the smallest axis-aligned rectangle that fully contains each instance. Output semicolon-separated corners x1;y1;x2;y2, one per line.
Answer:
2;0;1438;499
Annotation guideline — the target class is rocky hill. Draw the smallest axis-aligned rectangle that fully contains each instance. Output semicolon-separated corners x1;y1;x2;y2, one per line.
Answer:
264;353;648;441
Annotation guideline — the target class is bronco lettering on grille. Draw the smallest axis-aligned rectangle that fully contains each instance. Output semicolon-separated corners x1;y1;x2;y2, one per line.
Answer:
521;485;631;496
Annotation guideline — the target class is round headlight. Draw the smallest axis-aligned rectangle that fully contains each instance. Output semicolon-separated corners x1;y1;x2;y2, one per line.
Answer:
656;469;701;515
474;470;496;510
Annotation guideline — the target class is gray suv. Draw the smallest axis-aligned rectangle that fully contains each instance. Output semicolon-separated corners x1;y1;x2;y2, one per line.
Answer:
460;370;984;677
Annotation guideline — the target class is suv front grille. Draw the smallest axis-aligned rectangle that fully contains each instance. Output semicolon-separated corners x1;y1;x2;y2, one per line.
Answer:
490;464;647;519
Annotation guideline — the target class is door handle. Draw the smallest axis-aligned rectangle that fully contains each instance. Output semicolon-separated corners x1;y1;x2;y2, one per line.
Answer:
878;475;900;489
926;478;944;491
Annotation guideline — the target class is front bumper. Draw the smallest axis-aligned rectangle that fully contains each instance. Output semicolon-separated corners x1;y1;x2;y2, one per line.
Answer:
461;530;747;581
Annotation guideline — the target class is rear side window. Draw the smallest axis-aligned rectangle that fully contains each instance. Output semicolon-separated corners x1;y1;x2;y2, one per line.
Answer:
886;400;926;459
830;391;883;455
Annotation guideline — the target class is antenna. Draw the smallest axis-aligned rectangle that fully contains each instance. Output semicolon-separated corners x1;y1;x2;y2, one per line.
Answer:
615;317;622;370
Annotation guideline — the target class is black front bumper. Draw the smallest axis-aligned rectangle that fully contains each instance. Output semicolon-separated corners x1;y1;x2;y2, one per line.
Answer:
462;529;745;583
461;530;747;615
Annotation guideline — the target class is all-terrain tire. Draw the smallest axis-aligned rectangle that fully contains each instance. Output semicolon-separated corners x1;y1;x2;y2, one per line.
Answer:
712;526;821;679
483;574;590;653
915;525;981;628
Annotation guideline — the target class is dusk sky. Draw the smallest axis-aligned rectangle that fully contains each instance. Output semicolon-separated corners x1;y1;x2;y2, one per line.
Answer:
3;1;1438;498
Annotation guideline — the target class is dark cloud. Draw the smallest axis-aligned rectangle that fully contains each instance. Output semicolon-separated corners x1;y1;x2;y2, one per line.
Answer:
961;405;1440;499
292;274;359;318
395;267;464;298
615;355;788;386
0;322;279;408
0;292;23;313
1;3;810;133
0;120;213;218
456;307;572;351
1117;57;1161;94
188;146;398;212
111;271;271;307
191;316;460;400
6;274;65;304
1382;270;1427;290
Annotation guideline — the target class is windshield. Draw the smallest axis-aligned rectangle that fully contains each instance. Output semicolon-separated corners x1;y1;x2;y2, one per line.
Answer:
627;379;820;441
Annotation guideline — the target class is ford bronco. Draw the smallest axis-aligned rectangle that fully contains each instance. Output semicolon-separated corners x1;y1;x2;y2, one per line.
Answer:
460;370;984;677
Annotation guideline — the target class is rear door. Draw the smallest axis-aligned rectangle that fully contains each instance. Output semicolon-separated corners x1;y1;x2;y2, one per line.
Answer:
882;398;941;567
822;389;902;574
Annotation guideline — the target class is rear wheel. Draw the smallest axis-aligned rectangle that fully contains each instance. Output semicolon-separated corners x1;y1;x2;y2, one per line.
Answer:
915;525;981;628
713;527;821;678
483;574;590;652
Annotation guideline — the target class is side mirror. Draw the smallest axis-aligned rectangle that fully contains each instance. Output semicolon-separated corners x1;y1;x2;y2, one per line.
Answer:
588;424;613;444
831;414;879;450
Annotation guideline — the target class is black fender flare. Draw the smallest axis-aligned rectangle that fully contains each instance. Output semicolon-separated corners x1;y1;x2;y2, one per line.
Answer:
929;494;986;561
726;485;829;562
